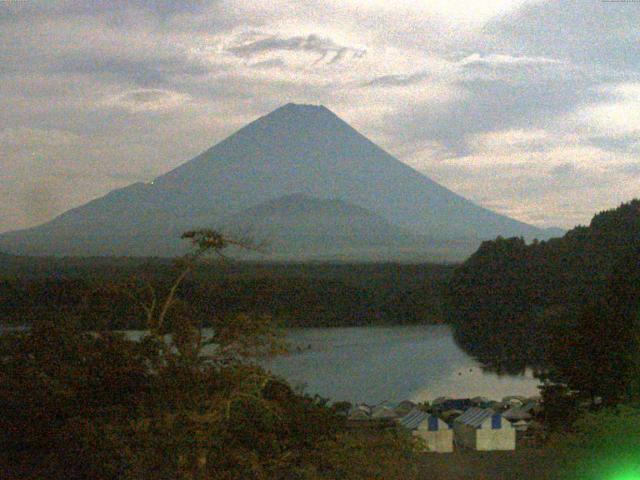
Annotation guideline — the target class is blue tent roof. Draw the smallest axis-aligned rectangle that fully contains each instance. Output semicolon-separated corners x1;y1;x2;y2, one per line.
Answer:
454;407;495;428
399;409;428;429
399;409;450;431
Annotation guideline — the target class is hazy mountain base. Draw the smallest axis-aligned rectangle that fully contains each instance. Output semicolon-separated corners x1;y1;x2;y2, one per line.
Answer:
217;194;481;262
0;195;484;262
0;229;479;262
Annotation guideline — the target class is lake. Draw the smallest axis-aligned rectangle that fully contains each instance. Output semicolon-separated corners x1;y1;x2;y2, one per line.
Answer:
5;323;540;405
263;325;541;404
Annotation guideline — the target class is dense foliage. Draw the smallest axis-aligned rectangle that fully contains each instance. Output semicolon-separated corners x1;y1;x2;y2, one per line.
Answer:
0;261;453;329
0;318;423;479
0;232;424;479
447;200;640;403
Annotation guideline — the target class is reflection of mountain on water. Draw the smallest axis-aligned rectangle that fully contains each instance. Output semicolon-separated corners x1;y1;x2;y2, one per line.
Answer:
451;322;546;376
263;326;539;404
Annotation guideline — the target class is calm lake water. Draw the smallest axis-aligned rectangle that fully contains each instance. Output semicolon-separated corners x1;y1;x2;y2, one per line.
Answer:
1;324;539;405
263;325;540;404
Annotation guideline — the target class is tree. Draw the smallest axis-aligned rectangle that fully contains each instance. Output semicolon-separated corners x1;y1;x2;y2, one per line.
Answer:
544;246;640;405
0;229;423;479
448;201;640;403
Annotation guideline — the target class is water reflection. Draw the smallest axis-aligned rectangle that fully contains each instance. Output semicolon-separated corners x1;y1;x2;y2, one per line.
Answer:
263;325;540;403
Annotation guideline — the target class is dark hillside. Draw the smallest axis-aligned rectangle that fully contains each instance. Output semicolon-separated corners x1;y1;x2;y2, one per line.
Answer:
448;199;640;375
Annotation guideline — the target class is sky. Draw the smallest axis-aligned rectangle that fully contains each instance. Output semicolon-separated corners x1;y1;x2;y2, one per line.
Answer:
1;0;639;233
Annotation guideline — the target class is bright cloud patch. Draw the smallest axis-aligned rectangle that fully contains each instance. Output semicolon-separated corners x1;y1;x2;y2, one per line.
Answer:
468;128;552;154
337;0;540;26
577;83;640;136
459;53;559;66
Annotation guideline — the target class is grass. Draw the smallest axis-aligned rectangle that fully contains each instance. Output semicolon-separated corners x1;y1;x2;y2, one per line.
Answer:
416;448;557;480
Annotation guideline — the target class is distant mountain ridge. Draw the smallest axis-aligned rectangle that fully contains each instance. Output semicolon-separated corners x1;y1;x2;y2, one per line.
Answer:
217;193;475;260
0;103;561;260
221;193;406;242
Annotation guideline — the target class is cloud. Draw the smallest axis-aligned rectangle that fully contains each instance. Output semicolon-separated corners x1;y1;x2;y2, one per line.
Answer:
99;89;192;113
459;53;559;67
468;128;552;154
615;162;640;176
249;58;287;70
0;127;82;148
574;82;640;137
482;0;640;69
226;32;366;65
375;72;592;158
364;71;431;88
588;135;640;154
549;162;577;178
0;1;210;21
415;145;635;229
1;0;640;233
52;54;214;88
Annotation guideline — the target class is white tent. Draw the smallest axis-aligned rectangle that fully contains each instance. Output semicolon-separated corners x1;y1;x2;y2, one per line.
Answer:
370;403;398;420
399;409;453;453
453;408;515;451
348;404;371;420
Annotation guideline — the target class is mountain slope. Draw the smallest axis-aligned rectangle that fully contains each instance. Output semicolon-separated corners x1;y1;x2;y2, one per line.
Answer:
220;193;410;243
0;103;559;258
215;193;479;260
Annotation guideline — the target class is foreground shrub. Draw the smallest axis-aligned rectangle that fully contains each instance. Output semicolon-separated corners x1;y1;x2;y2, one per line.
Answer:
550;404;640;479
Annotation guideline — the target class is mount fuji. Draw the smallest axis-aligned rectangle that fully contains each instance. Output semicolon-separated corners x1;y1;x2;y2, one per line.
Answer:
0;103;561;260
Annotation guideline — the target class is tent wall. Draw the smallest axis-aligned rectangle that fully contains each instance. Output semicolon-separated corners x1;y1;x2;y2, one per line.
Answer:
453;423;516;451
476;428;516;451
414;429;454;453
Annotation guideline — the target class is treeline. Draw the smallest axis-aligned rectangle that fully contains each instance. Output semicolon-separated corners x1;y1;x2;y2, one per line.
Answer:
0;261;454;329
447;200;640;403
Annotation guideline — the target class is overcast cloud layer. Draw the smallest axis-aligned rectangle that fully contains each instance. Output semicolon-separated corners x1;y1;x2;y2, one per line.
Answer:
1;0;639;233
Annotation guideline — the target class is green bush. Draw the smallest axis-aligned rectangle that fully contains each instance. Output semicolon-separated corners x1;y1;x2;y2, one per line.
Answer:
550;405;640;480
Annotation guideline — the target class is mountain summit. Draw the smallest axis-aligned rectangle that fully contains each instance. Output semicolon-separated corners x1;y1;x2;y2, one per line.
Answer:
0;103;560;259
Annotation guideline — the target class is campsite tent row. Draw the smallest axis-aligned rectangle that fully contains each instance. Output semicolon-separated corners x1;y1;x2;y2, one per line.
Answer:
348;396;540;423
347;400;416;420
400;407;515;453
